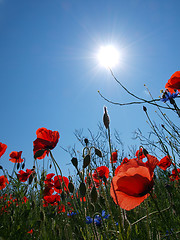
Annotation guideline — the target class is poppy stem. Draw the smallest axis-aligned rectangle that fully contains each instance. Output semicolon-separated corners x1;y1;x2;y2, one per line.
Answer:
107;126;114;176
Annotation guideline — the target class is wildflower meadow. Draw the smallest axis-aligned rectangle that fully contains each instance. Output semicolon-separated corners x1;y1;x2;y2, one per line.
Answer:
0;71;180;240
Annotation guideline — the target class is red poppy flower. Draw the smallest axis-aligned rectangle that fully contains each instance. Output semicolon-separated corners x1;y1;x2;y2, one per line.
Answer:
33;127;60;159
0;176;9;190
115;158;129;176
165;71;180;93
27;229;33;234
0;142;7;158
44;194;60;206
169;168;180;181
22;196;28;203
44;173;55;196
53;175;69;193
57;204;66;213
157;155;172;171
110;154;159;210
17;169;32;182
9;151;24;163
110;150;118;163
92;166;109;182
135;149;145;160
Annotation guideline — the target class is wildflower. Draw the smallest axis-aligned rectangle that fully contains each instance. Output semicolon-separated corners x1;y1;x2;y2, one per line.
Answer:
57;204;65;213
160;90;179;103
86;216;93;224
86;210;110;226
33;127;60;159
115;158;129;175
44;194;60;206
67;211;78;217
135;149;146;160
110;154;159;210
27;229;33;234
165;71;180;93
110;150;118;163
17;169;32;182
0;176;9;190
157;155;172;171
9;151;24;163
92;166;109;182
0;142;7;158
44;173;55;196
53;175;69;193
169;168;180;181
22;196;28;204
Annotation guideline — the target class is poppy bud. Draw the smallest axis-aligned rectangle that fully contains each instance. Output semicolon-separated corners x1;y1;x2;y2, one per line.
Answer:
71;157;78;169
17;163;20;170
0;165;3;170
103;106;110;129
91;186;98;203
68;182;75;193
143;106;147;112
161;124;165;128
95;148;102;157
84;138;89;146
83;154;90;168
142;148;149;156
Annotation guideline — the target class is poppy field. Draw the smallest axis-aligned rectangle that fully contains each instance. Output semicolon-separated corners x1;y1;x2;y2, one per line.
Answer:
0;71;180;240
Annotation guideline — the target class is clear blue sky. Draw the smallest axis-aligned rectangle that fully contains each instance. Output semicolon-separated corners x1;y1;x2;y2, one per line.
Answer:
0;0;180;177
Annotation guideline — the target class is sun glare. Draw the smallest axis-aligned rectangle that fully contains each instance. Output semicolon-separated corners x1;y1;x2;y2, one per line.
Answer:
97;45;120;68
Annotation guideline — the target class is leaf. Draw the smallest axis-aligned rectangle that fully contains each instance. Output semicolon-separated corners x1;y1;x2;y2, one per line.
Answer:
83;154;90;168
95;148;102;157
79;182;86;197
91;186;98;203
34;149;45;159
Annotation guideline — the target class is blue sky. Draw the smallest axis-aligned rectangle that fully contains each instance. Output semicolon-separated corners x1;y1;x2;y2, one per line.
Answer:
0;0;180;177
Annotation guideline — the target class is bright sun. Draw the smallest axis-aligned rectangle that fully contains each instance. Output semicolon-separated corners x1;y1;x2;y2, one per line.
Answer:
97;45;120;68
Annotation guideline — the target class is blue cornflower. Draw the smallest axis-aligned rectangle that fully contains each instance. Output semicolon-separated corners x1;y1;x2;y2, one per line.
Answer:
86;216;93;224
86;210;110;226
160;90;179;103
101;210;110;219
67;211;78;217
